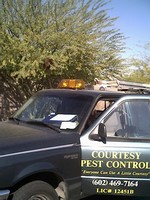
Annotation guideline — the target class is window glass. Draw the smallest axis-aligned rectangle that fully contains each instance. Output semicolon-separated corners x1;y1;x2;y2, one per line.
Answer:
104;100;150;138
16;96;61;120
128;101;150;138
95;100;111;111
86;99;114;129
14;94;93;130
104;104;124;137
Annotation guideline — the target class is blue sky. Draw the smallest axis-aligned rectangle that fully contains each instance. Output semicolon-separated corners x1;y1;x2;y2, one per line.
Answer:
106;0;150;58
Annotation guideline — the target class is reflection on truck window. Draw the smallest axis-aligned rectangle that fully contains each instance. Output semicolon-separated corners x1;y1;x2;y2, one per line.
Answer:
14;94;93;130
86;100;112;129
104;100;150;138
95;100;111;111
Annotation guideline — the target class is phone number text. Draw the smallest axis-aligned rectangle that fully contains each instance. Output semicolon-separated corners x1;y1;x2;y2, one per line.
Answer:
92;179;138;187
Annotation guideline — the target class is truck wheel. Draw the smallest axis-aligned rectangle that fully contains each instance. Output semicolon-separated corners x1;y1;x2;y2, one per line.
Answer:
12;181;59;200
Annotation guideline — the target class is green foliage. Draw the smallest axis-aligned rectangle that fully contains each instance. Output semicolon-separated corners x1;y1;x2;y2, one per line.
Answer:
124;54;150;84
0;0;125;83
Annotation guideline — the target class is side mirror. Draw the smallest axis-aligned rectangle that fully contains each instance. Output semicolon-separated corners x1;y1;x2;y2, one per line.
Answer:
98;123;107;144
89;123;107;144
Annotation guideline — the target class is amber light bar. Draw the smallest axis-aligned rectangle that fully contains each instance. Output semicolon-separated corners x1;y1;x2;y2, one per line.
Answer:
58;79;85;89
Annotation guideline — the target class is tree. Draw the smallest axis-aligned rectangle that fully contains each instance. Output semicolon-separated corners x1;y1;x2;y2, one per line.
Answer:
124;43;150;83
0;0;125;81
124;58;150;83
0;0;125;119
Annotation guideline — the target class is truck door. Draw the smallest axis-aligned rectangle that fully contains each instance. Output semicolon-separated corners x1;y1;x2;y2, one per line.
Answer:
81;97;150;197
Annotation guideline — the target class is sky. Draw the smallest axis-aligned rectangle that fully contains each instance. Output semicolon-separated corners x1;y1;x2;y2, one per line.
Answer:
106;0;150;58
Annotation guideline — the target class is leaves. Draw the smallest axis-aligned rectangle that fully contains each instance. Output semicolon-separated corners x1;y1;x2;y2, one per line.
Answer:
124;56;150;83
0;0;125;82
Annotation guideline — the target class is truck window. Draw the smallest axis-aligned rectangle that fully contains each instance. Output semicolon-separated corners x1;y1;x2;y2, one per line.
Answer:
128;101;150;138
14;94;93;131
104;100;150;138
86;100;112;129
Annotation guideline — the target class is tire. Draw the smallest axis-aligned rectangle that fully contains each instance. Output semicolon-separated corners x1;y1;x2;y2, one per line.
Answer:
12;180;59;200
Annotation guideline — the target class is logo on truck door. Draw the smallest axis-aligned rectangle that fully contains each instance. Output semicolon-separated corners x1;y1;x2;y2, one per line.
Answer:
82;151;150;176
81;149;150;196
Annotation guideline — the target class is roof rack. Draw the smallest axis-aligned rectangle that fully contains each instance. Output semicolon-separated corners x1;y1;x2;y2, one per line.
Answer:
117;81;150;94
94;79;150;94
118;88;150;94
